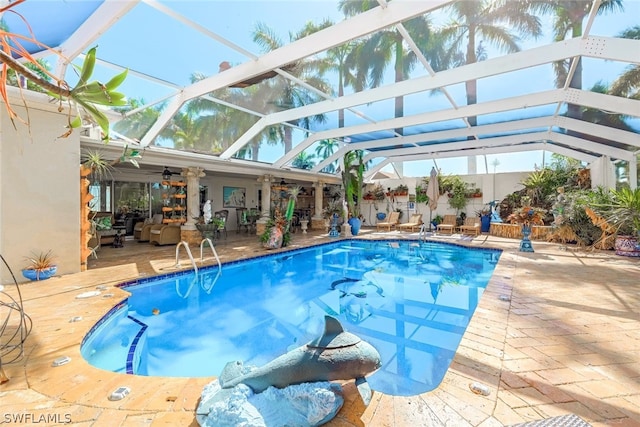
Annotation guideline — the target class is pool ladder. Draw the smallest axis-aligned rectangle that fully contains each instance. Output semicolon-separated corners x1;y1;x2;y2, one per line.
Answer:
174;240;222;297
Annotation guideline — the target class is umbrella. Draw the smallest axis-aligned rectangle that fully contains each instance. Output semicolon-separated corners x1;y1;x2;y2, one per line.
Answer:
426;167;439;230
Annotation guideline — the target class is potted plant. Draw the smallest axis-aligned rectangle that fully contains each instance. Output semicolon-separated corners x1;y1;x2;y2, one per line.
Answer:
393;184;409;196
592;187;640;257
260;186;300;249
22;250;57;281
342;150;365;235
447;176;468;216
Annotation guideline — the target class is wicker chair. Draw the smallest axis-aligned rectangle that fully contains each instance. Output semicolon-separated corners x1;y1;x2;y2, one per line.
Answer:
149;224;181;245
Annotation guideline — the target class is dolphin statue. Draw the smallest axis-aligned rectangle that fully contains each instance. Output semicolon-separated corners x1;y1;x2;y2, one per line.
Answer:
219;315;381;405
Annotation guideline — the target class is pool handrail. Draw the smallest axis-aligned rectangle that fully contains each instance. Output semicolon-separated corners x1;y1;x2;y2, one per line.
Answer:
175;241;197;274
199;238;222;294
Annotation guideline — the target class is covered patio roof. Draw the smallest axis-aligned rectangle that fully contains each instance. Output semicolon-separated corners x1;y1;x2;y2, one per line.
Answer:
3;0;639;183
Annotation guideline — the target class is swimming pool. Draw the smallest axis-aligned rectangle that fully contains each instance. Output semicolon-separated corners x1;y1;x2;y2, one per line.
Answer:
81;239;501;396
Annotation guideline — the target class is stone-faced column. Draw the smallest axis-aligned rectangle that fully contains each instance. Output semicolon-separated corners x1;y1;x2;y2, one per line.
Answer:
256;175;273;235
311;181;325;230
181;167;205;245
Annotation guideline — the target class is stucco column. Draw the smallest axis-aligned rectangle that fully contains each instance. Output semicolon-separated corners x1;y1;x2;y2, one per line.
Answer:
311;181;326;231
313;181;324;219
256;175;273;235
179;167;205;245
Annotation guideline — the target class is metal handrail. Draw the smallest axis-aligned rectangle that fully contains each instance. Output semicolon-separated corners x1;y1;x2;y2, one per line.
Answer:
199;238;222;294
175;241;197;274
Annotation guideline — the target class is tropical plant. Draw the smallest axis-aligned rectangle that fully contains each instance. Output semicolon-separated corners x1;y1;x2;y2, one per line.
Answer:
252;21;331;153
527;0;624;123
439;0;542;170
323;199;345;220
338;0;440;135
23;250;55;271
592;187;640;236
1;39;128;141
610;25;640;100
446;175;468;214
342;150;365;219
81;146;142;182
314;139;340;173
291;151;317;170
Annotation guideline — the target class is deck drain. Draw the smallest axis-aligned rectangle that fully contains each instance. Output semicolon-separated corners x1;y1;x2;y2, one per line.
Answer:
69;316;83;322
499;294;511;302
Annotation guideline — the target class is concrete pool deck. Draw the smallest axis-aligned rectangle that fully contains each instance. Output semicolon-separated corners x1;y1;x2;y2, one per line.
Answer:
1;229;639;426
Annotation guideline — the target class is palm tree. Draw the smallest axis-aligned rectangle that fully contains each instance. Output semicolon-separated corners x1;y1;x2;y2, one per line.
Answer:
338;1;439;136
322;39;367;129
315;139;340;173
528;0;624;121
292;151;317;170
113;98;165;141
439;0;543;172
252;21;332;153
610;25;640;100
582;81;633;131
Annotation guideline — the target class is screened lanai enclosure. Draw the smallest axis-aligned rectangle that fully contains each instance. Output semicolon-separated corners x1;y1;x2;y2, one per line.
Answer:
2;0;639;185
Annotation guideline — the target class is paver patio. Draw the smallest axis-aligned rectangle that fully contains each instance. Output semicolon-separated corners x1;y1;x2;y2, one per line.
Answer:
1;229;638;426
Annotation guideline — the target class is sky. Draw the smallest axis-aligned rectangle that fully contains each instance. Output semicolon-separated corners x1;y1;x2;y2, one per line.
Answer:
8;0;640;177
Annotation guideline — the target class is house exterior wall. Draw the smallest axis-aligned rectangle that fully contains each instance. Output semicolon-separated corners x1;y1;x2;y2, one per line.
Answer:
1;92;81;282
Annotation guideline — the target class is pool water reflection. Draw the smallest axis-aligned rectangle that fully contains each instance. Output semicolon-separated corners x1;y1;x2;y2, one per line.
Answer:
81;240;501;396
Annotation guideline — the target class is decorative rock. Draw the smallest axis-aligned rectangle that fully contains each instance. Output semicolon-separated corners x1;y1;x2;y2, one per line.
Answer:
196;379;344;427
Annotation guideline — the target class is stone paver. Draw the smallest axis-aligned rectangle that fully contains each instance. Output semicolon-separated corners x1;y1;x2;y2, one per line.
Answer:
1;230;638;426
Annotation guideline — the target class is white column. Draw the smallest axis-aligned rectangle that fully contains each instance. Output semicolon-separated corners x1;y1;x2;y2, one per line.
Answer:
629;155;638;190
258;175;273;222
313;181;324;219
181;167;205;230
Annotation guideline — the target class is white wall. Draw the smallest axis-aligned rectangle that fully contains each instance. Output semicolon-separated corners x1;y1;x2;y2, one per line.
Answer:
364;171;528;225
1;96;80;282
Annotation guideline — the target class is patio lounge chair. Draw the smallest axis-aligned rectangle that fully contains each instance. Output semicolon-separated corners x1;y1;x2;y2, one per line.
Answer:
376;211;400;232
436;214;457;235
458;217;481;236
397;213;423;232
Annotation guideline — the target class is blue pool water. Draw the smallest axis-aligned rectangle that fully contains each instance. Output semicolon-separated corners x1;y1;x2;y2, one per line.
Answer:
82;240;501;396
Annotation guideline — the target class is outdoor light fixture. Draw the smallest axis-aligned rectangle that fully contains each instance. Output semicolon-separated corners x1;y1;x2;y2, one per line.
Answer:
162;167;173;181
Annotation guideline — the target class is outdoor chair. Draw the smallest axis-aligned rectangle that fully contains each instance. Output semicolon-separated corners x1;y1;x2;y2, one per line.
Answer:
397;213;423;232
236;207;250;234
136;214;163;242
458;217;481;236
436;214;457;235
214;210;229;239
376;211;400;232
149;223;181;246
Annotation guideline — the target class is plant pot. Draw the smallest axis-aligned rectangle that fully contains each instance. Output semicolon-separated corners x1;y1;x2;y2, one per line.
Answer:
22;266;57;281
614;235;640;257
480;215;491;233
376;212;386;221
348;217;361;236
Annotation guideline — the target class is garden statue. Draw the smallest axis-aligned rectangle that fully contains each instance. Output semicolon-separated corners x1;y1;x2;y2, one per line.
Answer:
552;187;567;226
196;316;381;426
203;200;212;224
